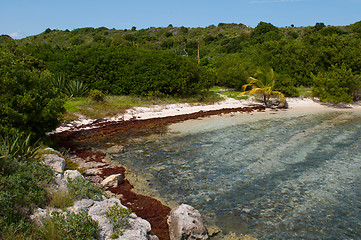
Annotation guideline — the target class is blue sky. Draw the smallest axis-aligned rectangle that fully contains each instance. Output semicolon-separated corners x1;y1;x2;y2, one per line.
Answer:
1;0;360;39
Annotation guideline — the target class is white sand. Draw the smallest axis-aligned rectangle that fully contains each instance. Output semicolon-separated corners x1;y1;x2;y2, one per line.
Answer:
52;97;361;134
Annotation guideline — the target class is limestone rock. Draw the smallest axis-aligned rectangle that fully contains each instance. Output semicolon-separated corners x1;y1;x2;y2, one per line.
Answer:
85;168;102;175
119;216;153;240
44;154;65;173
69;199;95;213
167;204;208;240
101;174;123;189
64;170;84;181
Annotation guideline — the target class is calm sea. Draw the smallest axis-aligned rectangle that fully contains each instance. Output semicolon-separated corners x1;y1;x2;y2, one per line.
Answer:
111;109;361;239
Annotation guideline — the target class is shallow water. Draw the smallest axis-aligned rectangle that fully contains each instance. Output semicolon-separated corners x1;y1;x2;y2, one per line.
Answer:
112;110;361;239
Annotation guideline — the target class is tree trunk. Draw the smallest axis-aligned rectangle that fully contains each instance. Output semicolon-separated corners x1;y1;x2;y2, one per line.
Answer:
263;94;268;108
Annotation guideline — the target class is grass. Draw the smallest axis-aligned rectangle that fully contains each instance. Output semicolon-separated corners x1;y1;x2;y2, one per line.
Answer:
297;87;312;98
210;86;249;100
48;189;73;209
63;93;223;122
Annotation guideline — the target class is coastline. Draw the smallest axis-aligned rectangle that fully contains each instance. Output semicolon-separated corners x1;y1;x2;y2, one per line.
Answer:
51;97;361;240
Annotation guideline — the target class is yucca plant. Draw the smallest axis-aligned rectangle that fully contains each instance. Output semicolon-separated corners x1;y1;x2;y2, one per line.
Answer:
66;80;89;97
0;134;39;160
51;75;68;94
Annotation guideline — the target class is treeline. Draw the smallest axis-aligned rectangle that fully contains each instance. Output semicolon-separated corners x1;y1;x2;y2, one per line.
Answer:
18;21;361;101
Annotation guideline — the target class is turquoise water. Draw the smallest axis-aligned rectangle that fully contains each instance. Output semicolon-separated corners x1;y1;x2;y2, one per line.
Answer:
113;111;361;239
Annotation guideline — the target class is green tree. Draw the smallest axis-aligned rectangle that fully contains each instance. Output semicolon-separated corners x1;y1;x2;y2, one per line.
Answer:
312;65;360;103
0;46;65;139
239;67;286;107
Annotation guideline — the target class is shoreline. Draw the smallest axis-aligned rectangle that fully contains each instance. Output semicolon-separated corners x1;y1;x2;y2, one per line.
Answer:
51;97;361;240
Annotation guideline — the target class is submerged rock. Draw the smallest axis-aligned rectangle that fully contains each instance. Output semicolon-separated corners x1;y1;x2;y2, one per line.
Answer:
167;204;208;240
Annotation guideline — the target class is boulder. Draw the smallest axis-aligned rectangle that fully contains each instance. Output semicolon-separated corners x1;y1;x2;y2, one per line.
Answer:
167;204;208;240
64;170;84;181
101;174;123;189
43;154;65;173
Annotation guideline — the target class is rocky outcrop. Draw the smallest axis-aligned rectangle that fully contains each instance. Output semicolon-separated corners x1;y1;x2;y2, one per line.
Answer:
101;173;124;189
38;148;158;240
167;204;208;240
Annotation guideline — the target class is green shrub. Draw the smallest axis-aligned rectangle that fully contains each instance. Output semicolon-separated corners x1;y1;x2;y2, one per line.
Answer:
312;65;359;103
106;203;132;237
0;47;65;140
89;89;105;102
39;210;99;240
67;177;103;200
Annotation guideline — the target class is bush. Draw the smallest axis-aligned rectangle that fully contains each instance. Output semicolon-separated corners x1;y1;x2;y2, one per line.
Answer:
39;210;99;240
67;177;103;200
0;47;65;140
106;203;132;237
312;65;359;103
89;89;105;102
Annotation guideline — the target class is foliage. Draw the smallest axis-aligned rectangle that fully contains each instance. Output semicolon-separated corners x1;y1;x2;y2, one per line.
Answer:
0;45;65;140
312;65;360;103
213;54;255;89
0;134;39;162
89;89;105;102
66;80;89;97
0;138;53;236
48;189;73;209
38;210;99;240
67;176;103;200
106;203;132;237
239;67;286;107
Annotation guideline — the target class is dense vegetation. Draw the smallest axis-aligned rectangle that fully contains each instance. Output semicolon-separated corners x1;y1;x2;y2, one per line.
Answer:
11;21;361;103
1;20;361;238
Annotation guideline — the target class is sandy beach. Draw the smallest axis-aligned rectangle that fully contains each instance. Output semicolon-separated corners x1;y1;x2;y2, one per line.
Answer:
53;97;361;134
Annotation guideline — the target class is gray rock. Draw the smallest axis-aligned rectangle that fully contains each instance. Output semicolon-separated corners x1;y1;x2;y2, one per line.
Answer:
64;170;84;181
44;154;65;173
118;217;152;240
85;168;102;175
69;199;95;213
167;204;208;240
101;174;123;189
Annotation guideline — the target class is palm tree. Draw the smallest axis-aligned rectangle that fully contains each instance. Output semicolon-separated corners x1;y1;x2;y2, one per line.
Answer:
238;67;286;107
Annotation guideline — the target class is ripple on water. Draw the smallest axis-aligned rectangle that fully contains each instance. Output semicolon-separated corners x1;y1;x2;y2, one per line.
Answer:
113;111;361;239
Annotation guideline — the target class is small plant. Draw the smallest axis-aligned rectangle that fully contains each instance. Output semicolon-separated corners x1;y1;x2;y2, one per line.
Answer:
0;133;39;160
89;89;105;102
67;177;103;200
106;203;132;237
67;80;89;97
39;210;99;240
48;189;73;209
51;75;67;93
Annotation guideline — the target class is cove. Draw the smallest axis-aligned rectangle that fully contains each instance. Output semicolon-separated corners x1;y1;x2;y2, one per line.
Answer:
103;109;360;239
